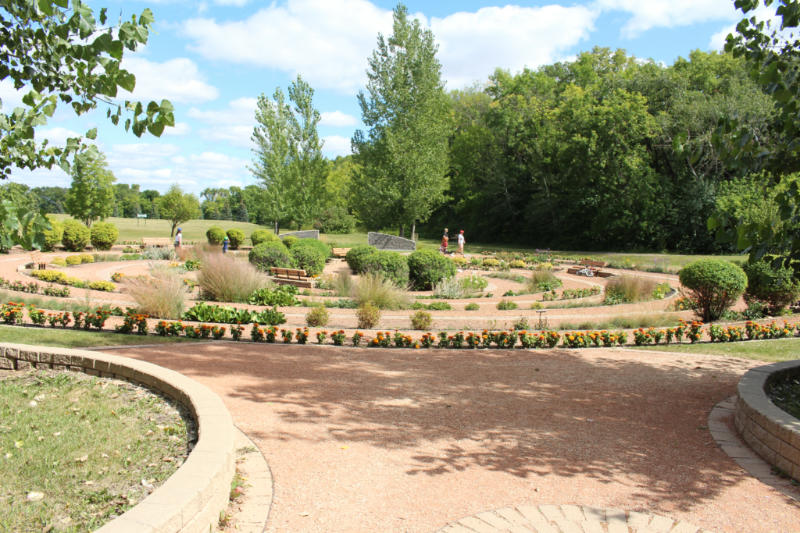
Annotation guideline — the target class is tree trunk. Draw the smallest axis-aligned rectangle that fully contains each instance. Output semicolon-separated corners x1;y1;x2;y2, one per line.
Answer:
411;221;416;241
274;220;280;235
399;225;404;238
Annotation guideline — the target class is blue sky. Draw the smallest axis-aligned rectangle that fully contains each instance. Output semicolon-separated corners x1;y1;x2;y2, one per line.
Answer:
4;0;771;195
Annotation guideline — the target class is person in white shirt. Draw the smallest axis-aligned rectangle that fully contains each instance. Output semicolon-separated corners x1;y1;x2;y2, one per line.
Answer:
457;230;465;254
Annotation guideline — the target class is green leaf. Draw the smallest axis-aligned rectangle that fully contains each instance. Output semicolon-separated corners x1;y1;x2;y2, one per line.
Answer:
116;71;136;92
85;127;97;140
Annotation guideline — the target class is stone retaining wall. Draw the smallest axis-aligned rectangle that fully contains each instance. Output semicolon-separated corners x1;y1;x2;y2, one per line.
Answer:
735;360;800;482
0;343;235;533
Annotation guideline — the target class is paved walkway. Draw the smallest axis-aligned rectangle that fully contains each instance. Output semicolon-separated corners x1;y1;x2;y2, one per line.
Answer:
107;343;800;533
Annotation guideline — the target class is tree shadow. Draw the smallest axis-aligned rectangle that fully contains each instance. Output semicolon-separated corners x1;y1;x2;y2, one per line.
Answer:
113;343;790;512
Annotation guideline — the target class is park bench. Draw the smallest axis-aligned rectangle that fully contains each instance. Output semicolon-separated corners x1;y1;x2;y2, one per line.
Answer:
141;237;173;248
332;247;351;258
566;259;613;278
270;267;313;288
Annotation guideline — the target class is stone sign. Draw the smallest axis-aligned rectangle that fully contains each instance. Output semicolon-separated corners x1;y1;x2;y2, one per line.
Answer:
279;230;319;240
368;232;416;251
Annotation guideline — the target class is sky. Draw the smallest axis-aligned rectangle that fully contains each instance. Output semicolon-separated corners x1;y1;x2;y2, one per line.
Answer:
3;0;777;195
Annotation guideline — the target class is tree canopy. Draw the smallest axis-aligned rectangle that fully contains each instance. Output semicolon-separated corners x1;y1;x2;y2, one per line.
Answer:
65;149;116;227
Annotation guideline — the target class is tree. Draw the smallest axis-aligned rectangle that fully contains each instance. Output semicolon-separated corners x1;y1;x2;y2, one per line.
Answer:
0;1;174;176
351;4;451;237
32;186;68;214
250;75;327;233
157;185;200;237
65;149;115;227
113;183;141;218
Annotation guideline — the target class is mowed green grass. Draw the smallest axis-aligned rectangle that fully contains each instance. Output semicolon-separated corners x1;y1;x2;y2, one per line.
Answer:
634;337;800;363
0;325;198;348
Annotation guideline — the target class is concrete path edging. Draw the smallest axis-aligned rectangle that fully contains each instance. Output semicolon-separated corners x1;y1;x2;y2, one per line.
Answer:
0;343;235;533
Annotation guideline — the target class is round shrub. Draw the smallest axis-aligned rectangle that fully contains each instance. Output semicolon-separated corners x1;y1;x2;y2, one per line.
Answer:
79;253;94;264
465;302;480;311
359;250;409;287
356;302;381;329
305;306;329;327
408;249;457;290
289;239;330;276
41;216;63;252
313;205;356;234
61;219;90;252
206;226;226;245
90;221;118;251
51;257;66;267
410;310;432;330
226;228;245;250
743;259;800;314
248;241;293;271
281;235;298;249
251;229;279;246
345;245;377;273
679;259;747;321
65;255;82;266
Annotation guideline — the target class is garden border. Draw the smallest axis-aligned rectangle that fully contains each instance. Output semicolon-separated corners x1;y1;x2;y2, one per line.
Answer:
735;359;800;481
0;342;235;533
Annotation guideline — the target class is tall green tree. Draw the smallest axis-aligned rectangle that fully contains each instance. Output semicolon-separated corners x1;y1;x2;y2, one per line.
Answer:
65;150;116;227
157;185;200;237
351;4;451;237
250;75;327;233
32;186;67;214
0;1;174;176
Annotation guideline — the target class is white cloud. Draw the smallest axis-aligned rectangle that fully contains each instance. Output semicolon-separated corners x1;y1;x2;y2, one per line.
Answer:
120;57;219;104
37;127;82;146
0;79;26;110
188;97;257;148
320;111;358;127
432;5;597;88
708;4;793;50
322;135;352;157
596;0;737;37
163;122;191;136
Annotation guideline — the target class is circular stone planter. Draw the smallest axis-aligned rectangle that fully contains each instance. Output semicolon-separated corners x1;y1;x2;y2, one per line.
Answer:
735;360;800;482
0;343;235;533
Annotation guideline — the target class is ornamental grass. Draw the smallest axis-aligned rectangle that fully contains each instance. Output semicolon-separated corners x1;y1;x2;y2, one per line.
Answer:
126;266;185;319
197;250;268;303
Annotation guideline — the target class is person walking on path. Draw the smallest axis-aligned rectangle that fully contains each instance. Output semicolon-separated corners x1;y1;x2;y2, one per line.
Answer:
457;230;465;255
440;228;449;254
222;235;230;254
174;228;182;249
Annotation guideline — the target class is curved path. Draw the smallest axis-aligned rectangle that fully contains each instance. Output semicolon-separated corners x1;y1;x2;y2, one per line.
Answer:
105;342;800;533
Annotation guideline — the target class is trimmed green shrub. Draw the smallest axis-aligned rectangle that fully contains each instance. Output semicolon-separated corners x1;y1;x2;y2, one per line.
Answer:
289;239;330;276
356;302;381;329
88;280;116;292
305;305;329;327
679;259;747;321
408;249;457;290
281;235;298;249
248;241;293;271
313;205;356;234
206;226;226;245
79;253;94;264
90;221;119;250
743;259;800;314
345;245;377;273
61;219;90;252
410;310;432;330
251;229;279;246
41;216;63;252
226;228;245;250
65;255;82;266
51;257;66;267
359;250;409;286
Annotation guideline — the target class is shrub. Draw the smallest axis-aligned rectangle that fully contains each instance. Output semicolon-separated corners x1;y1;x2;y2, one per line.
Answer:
226;228;246;250
198;251;268;302
482;257;500;268
345;245;377;273
408;249;456;290
248;241;293;271
65;255;82;266
248;285;299;306
90;221;118;250
61;219;90;251
126;266;186;319
603;275;657;305
356;302;381;329
289;239;330;276
41;216;63;252
497;299;518;310
510;259;526;269
142;246;175;261
679;259;747;321
88;280;115;292
433;276;465;299
410;310;433;330
359;250;409;286
352;272;410;310
465;302;480;311
51;257;66;267
79;253;94;264
251;229;279;246
282;235;298;249
527;269;562;292
305;305;329;327
30;269;66;283
206;226;226;245
743;259;800;314
313;205;356;234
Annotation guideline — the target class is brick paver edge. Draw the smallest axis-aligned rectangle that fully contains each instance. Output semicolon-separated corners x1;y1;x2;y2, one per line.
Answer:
735;359;800;482
0;342;235;533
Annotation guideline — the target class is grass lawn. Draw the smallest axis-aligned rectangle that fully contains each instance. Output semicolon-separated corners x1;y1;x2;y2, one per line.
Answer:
633;337;800;363
0;371;189;531
0;325;199;348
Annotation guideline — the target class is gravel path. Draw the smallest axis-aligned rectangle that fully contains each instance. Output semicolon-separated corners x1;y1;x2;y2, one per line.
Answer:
110;343;800;533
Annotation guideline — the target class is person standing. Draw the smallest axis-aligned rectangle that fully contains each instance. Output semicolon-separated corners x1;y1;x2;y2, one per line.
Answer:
440;228;449;254
174;228;182;249
222;235;230;254
457;230;465;254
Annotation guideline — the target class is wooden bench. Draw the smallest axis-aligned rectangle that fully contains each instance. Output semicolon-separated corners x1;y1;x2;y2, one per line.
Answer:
141;237;173;248
332;247;351;258
270;267;313;288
